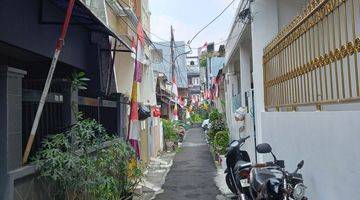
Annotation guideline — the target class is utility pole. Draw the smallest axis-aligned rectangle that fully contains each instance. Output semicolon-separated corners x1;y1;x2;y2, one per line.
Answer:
205;57;210;91
170;26;177;101
170;26;175;86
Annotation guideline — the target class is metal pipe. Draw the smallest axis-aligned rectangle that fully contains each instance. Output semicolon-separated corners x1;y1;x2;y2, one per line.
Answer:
332;11;340;99
352;0;360;96
22;0;76;164
344;1;353;98
321;15;328;100
337;6;346;99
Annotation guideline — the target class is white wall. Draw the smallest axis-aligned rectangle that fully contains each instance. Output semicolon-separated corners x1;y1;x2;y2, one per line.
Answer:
239;41;252;107
250;0;279;145
277;0;308;30
261;111;360;200
225;0;247;65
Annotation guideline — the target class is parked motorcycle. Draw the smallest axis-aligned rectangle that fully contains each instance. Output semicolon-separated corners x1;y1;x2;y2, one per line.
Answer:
249;143;308;200
225;135;252;199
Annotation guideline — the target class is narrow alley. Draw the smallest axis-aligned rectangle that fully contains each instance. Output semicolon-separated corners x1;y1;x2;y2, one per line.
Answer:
2;0;359;199
155;127;222;200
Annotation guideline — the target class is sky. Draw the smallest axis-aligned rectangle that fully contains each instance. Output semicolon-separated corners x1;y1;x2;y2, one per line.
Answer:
149;0;239;55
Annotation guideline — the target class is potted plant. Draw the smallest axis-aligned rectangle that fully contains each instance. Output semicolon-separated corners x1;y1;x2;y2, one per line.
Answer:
162;119;179;151
214;130;230;169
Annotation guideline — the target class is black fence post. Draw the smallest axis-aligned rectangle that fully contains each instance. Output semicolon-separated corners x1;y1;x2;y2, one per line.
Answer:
63;81;78;127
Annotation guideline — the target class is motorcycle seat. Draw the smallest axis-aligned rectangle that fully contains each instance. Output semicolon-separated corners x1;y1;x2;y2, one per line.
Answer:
250;168;277;192
234;160;252;172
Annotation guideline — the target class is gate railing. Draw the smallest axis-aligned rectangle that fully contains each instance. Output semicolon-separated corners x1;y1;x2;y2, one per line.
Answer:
263;0;360;110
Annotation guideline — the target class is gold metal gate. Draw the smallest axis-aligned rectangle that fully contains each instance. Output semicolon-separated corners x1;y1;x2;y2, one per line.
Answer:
263;0;360;110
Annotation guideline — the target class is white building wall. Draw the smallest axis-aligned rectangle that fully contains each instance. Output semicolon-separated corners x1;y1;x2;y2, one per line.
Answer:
225;0;360;199
225;0;248;65
261;111;360;199
250;0;279;145
239;41;252;106
277;0;308;30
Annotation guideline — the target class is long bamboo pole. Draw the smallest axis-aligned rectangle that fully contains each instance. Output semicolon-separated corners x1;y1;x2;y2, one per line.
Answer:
22;0;76;164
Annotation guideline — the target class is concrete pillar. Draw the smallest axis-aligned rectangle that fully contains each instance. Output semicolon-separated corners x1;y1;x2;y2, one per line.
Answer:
250;0;279;160
239;42;252;107
0;66;26;198
117;94;128;138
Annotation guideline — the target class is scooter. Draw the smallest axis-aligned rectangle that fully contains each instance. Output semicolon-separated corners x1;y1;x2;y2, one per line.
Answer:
249;143;308;200
225;135;252;199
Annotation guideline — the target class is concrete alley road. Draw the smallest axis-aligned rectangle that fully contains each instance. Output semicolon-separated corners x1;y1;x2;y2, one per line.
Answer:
155;127;222;200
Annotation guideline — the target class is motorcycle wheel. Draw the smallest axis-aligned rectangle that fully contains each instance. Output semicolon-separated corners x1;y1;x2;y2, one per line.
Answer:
225;173;238;195
234;174;252;199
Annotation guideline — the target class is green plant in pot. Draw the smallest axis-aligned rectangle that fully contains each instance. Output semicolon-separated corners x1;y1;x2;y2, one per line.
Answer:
214;130;230;155
162;119;179;151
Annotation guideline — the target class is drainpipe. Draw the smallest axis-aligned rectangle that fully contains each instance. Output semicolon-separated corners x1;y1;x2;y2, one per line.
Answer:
245;89;257;163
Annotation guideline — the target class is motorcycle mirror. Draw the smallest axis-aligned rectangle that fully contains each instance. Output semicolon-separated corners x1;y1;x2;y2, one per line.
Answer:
256;143;272;154
297;160;304;170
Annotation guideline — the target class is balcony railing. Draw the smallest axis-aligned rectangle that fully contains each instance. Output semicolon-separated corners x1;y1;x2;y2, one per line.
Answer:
263;0;360;111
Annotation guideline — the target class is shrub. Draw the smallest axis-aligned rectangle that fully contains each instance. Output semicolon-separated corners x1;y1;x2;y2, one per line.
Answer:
162;119;179;142
190;113;203;124
196;107;209;120
207;109;227;145
33;114;142;200
209;109;221;122
214;131;230;155
90;139;142;199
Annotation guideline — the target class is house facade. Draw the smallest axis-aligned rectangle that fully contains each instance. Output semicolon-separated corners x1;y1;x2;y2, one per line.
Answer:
224;0;360;199
100;0;160;163
0;0;160;199
187;56;201;101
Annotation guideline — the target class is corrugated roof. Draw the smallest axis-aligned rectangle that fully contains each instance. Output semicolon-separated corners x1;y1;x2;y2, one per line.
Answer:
208;57;225;78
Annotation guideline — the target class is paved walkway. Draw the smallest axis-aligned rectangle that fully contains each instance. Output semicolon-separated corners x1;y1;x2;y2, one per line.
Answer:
155;127;221;200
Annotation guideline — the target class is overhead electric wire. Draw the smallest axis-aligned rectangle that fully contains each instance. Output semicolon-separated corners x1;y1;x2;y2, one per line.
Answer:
115;1;163;52
115;0;247;84
174;48;189;88
188;0;238;45
117;0;242;55
189;0;250;51
117;0;172;47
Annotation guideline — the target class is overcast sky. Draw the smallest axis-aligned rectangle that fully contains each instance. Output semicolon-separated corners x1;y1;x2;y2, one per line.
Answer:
149;0;239;54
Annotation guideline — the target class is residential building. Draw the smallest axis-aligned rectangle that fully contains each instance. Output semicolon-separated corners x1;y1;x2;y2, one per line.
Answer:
101;0;160;163
208;56;225;85
199;47;225;96
187;56;201;101
212;69;225;113
224;0;360;199
151;41;188;121
151;41;188;95
100;0;155;106
0;0;132;199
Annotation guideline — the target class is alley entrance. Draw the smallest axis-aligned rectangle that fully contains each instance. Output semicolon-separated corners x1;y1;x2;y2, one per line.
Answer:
155;127;221;200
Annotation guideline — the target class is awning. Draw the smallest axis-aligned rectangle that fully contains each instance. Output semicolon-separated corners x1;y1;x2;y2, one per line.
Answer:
50;0;132;52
